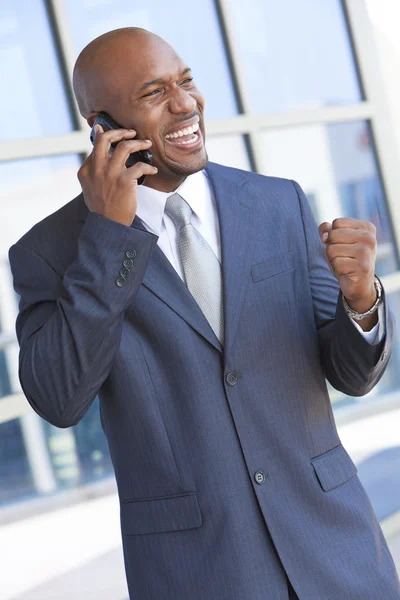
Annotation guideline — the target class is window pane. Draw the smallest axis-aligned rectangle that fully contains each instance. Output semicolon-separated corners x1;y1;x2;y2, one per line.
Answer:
0;418;35;505
228;0;362;113
0;399;114;508
375;290;400;397
63;0;238;119
0;155;82;260
0;1;75;140
206;135;251;170
255;120;399;276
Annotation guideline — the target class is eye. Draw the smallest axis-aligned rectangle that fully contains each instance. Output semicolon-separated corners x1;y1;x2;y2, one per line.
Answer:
181;77;194;85
143;88;162;98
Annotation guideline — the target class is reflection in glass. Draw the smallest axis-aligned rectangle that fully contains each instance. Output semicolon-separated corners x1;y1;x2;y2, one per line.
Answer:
256;120;399;277
63;0;238;119
0;0;74;140
228;0;362;113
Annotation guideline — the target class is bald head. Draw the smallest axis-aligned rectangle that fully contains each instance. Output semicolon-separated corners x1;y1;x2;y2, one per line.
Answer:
72;27;207;190
72;28;173;118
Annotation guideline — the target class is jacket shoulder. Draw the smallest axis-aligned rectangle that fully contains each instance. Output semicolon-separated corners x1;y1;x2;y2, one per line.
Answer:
206;162;297;192
10;193;84;252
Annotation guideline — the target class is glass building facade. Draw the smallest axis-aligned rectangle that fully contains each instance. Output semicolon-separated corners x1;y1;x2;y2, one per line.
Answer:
1;0;399;536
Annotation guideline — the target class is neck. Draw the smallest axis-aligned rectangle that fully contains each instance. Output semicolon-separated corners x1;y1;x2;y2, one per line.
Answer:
144;174;187;193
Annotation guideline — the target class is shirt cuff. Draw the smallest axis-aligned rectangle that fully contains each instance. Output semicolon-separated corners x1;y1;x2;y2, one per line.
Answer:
350;301;385;344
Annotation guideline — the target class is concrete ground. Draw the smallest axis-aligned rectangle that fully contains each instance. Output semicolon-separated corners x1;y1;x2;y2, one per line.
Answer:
2;407;400;600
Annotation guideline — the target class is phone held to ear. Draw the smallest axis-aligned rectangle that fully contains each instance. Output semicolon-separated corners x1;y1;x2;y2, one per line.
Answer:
90;112;153;185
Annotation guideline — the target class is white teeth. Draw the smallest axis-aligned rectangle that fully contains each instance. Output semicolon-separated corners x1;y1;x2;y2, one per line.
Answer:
165;122;200;139
180;133;199;145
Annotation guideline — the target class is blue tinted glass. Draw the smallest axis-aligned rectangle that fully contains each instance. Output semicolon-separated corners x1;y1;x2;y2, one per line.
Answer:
0;0;75;139
0;418;35;506
63;0;238;119
256;121;399;277
379;290;400;396
228;0;362;113
0;154;82;260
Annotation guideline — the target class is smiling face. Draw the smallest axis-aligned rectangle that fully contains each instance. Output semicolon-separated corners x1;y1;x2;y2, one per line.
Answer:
73;29;208;191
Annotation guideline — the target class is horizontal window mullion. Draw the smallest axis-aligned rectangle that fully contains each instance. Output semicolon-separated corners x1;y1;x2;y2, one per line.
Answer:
207;102;374;135
0;394;32;424
0;103;374;163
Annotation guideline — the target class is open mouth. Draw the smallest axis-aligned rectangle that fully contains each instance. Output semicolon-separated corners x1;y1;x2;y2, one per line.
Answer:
164;121;201;147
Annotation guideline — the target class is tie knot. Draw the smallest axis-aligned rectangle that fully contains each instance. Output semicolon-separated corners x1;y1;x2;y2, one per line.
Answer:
164;193;192;230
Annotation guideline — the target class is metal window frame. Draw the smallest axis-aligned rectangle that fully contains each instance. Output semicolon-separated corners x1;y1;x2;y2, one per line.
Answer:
1;0;400;425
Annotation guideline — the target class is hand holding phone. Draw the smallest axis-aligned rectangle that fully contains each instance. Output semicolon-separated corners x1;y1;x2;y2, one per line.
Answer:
77;118;158;227
90;113;153;185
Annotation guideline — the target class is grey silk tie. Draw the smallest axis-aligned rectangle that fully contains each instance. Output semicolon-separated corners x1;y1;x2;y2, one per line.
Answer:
164;192;224;346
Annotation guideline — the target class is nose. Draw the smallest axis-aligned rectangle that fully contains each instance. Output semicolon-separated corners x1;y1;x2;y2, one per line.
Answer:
168;86;197;114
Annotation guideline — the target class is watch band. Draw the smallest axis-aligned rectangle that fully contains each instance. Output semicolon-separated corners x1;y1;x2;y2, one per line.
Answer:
342;275;382;321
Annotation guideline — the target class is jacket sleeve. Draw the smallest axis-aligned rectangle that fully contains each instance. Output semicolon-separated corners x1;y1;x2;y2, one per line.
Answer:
8;211;159;427
292;179;395;397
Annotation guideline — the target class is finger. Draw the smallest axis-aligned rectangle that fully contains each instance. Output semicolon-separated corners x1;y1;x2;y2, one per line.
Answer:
93;128;137;164
332;217;376;233
325;242;363;261
121;161;158;181
319;222;332;243
77;154;91;184
329;256;358;275
108;139;152;172
325;228;376;246
92;123;103;143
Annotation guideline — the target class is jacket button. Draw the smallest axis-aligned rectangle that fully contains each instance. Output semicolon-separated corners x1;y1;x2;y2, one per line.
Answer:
125;249;137;259
226;372;237;386
120;267;130;278
254;471;265;485
123;258;134;269
116;276;127;287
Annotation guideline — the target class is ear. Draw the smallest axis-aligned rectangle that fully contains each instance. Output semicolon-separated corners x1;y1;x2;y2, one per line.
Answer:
87;112;99;127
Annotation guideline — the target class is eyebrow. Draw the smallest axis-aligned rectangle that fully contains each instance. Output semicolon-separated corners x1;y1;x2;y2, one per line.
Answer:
136;66;192;94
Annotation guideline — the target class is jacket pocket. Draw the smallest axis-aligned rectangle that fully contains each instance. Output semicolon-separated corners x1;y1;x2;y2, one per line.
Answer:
120;492;203;535
311;444;358;492
251;251;294;283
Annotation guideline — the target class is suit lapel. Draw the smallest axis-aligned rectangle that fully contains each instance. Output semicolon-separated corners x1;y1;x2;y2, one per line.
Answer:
205;163;260;359
77;163;264;358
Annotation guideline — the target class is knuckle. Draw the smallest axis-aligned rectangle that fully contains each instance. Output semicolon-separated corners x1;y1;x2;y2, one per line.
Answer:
330;256;340;269
367;221;377;234
325;245;335;260
77;165;86;181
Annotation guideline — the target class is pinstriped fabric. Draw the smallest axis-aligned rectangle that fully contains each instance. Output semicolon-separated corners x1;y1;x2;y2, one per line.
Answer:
8;163;400;599
164;192;224;346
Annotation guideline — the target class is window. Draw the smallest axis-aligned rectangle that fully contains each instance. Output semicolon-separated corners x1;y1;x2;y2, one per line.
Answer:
255;120;398;276
63;0;239;119
0;0;75;140
227;0;362;113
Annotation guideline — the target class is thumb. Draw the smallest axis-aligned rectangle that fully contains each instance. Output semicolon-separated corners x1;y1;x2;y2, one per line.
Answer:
319;221;332;244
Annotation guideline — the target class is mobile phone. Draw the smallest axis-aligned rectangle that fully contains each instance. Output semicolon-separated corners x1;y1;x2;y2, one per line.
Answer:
90;112;153;185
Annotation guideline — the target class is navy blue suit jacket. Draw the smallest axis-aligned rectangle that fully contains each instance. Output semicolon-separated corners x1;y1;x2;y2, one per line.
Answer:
9;163;400;599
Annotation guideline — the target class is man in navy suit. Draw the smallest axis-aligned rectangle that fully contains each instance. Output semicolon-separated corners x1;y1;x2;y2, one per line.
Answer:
9;28;400;599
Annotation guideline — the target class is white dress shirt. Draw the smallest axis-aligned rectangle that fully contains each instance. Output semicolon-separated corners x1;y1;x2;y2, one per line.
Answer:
136;170;383;344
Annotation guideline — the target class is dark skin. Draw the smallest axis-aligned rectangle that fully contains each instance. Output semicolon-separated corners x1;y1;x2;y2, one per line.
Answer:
73;28;380;331
74;28;207;195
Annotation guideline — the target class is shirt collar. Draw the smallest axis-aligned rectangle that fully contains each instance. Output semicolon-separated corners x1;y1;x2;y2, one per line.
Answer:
136;170;208;236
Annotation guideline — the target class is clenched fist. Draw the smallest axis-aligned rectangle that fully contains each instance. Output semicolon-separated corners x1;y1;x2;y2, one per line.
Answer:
319;218;378;328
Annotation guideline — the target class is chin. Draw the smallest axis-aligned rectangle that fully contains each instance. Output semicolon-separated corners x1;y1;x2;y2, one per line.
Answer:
168;151;208;177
